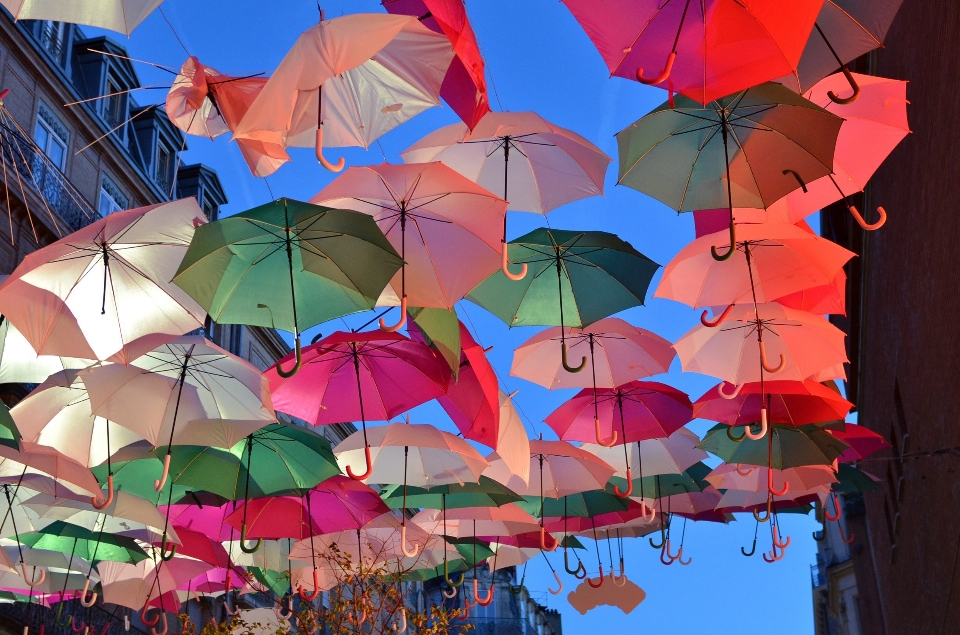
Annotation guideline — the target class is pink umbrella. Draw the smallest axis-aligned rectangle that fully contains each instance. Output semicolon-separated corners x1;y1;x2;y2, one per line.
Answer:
223;476;390;540
435;322;500;448
543;503;650;533
830;424;891;462
412;504;541;538
774;268;846;315
0;443;102;498
382;0;490;129
164;527;231;569
310;162;506;322
693;379;853;426
162;500;235;542
266;331;450;479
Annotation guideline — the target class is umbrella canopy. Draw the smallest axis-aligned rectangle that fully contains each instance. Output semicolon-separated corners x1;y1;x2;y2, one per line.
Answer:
310;162;506;310
0;199;207;363
436;323;501;448
487;391;531;487
777;0;905;93
511;318;675;390
698;423;850;468
0;0;162;35
561;0;824;104
412;504;541;538
383;0;490;129
233;13;454;174
543;503;650;533
693;379;853;426
333;422;488;487
380;477;522;510
99;555;211;611
519;488;633;518
0;443;102;498
831;424;891;462
223;476;389;540
545;381;693;445
705;462;837;493
467;228;659;332
656;222;854;308
0;406;18;452
408;307;462;375
674;303;849;385
172;199;402;366
290;512;433;568
484;440;615;499
20;521;148;564
582;428;709;478
0;315;89;384
833;463;882;493
23;490;176;544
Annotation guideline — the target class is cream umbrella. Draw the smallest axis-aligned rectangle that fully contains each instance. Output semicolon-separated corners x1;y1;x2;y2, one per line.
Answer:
0;0;162;35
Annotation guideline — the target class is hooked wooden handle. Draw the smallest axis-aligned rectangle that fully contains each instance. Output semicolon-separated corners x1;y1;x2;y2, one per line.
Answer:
711;220;736;261
141;607;160;627
315;128;345;172
297;569;321;601
587;565;605;588
21;563;45;587
276;336;303;378
718;382;743;400
160;534;177;561
540;526;559;552
561;343;586;374
80;579;98;607
239;523;262;554
473;578;494;606
91;475;114;510
744;408;768;440
595;417;617;447
828;66;861;105
346;444;373;481
379;297;408;332
636;51;676;85
547;571;563;595
501;242;527;281
153;454;171;492
767;466;789;497
613;468;633;498
701;304;734;327
400;525;420;558
759;341;785;374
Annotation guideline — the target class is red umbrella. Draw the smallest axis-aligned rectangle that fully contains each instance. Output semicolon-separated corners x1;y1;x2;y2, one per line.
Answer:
545;381;692;446
435;322;500;448
561;0;824;104
830;424;890;462
693;379;853;427
383;0;490;130
543;503;650;533
223;475;389;540
165;527;231;568
266;331;451;479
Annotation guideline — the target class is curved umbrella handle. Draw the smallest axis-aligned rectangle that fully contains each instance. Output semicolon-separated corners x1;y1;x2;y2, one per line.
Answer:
444;558;465;587
400;525;420;558
659;544;675;566
825;493;842;522
838;523;855;544
456;600;472;621
587;566;604;588
848;204;887;230
125;616;130;632
744;409;769;441
21;563;45;587
676;547;692;566
80;579;98;607
649;529;666;550
595;418;617;447
141;607;160;627
539;527;559;552
761;546;780;563
298;569;321;601
613;468;633;498
759;341;785;374
828;66;861;105
239;524;262;554
473;578;493;606
736;463;755;476
610;560;627;586
91;475;114;510
71;619;86;633
379;297;408;333
741;538;757;557
160;534;177;561
508;577;525;595
718;382;743;400
636;51;676;85
726;426;747;442
753;498;771;523
346;444;373;481
813;528;826;542
151;613;168;635
275;336;303;378
710;221;736;261
223;600;241;617
441;586;458;599
561;343;586;374
563;549;583;577
501;242;527;281
153;454;171;492
767;468;789;497
782;169;808;193
315;128;345;172
547;571;562;595
774;533;791;550
391;608;407;633
274;597;293;620
639;500;656;523
700;304;734;327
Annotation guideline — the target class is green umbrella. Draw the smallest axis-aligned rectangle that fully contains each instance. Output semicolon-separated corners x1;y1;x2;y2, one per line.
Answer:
248;566;290;597
21;521;148;564
833;463;881;494
92;458;192;504
698;423;850;469
172;198;402;376
518;489;631;518
617;83;842;259
0;403;20;451
467;228;658;372
407;306;461;377
379;477;522;510
608;462;711;499
401;557;469;583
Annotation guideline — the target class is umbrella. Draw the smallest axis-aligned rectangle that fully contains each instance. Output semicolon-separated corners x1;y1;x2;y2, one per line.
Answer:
266;331;450;479
383;0;490;130
0;199;207;363
693;379;853;426
467;228;658;371
310;162;506;322
616;83;842;258
833;463;882;493
561;0;824;104
435;322;501;448
830;424;891;462
775;268;847;315
233;13;454;174
402;111;611;276
0;314;89;384
412;504;541;538
484;441;616;499
486;391;531;487
777;0;905;95
773;73;910;229
80;336;277;498
510;318;675;390
172;199;402;376
20;521;148;564
408;306;462;375
674;302;848;386
98;556;211;611
0;0;162;35
23;490;177;545
518;489;633;518
698;423;850;468
223;476;389;540
380;477;522;511
0;443;102;499
0;405;18;452
655;221;854;308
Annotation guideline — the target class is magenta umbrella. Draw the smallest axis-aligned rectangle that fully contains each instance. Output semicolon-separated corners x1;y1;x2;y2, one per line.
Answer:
222;475;389;540
266;331;451;480
434;322;500;449
161;501;235;542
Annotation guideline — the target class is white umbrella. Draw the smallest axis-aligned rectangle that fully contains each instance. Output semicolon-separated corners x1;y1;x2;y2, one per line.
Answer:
581;427;709;478
0;0;162;35
0;311;89;384
22;491;179;545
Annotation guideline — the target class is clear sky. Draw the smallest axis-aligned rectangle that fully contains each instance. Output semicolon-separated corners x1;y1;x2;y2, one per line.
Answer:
101;1;823;632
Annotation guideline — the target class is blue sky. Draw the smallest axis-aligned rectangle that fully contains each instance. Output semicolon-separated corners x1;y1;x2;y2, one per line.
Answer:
104;1;823;631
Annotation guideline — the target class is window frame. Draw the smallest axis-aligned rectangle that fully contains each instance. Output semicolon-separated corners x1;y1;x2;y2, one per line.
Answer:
34;102;69;171
98;175;128;216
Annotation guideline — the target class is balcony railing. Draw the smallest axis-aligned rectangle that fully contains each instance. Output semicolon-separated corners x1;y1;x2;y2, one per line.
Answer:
811;563;826;588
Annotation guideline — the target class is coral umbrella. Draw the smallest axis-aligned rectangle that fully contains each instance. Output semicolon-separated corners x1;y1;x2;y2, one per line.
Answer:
98;555;211;612
778;0;905;95
511;318;675;391
402;111;611;277
773;73;910;229
561;0;824;104
0;0;162;35
412;504;541;538
435;323;500;449
0;199;207;363
233;13;454;174
673;303;848;386
382;0;490;130
0;443;102;499
165;57;283;178
655;222;854;308
774;268;847;315
0;313;90;384
693;379;853;426
830;424;891;462
223;476;388;540
698;423;850;468
706;462;836;520
616;83;842;258
172;199;402;376
310;162;506;320
484;441;616;500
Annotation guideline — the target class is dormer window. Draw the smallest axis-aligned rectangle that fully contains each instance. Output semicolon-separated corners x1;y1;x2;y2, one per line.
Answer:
38;22;67;65
34;102;69;170
156;142;175;193
101;76;126;129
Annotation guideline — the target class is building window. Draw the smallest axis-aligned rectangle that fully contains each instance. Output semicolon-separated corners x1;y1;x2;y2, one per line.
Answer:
34;102;69;170
38;22;67;65
98;176;128;215
101;77;126;129
156;142;175;193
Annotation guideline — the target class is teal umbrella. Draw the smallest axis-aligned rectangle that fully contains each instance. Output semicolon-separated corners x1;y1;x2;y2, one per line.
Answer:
20;521;148;564
379;477;522;511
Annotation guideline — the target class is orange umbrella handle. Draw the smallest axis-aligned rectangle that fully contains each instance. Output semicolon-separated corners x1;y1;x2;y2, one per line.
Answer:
297;569;321;601
315;128;345;172
595;418;617;447
540;527;559;551
91;475;114;510
636;52;676;85
613;469;633;498
346;445;373;481
700;304;733;327
501;242;527;281
848;204;887;230
824;493;842;521
153;454;171;492
379;298;408;333
80;579;98;607
547;571;562;595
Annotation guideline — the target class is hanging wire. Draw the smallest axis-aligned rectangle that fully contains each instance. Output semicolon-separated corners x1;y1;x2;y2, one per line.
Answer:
158;7;191;56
